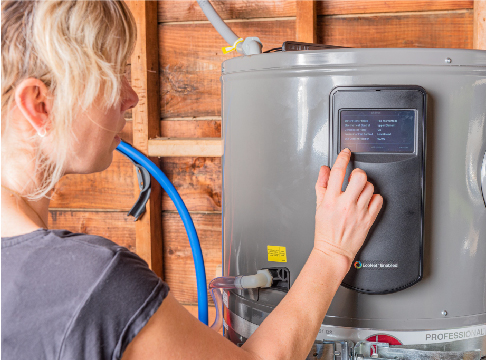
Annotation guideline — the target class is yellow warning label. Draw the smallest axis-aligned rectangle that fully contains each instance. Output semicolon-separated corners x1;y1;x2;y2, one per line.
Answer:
267;246;287;263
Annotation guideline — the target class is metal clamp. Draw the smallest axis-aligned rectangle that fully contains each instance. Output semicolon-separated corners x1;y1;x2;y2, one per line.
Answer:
126;158;151;221
307;341;353;360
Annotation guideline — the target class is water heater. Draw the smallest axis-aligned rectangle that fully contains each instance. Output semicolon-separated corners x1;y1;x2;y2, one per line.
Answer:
221;48;486;359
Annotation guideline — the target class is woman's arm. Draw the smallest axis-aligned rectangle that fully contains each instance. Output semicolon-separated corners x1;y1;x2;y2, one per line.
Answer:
121;149;382;360
121;251;347;360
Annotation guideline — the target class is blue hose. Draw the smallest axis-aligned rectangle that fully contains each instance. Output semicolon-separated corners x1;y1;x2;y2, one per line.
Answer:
117;140;209;325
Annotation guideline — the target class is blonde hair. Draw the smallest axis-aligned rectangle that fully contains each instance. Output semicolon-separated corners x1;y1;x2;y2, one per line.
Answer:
1;0;136;199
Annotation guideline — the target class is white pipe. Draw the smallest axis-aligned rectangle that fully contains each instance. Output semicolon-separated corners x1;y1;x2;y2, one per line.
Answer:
196;0;263;55
197;0;238;46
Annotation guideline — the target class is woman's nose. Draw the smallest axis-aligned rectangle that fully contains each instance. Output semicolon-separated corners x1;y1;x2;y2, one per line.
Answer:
121;78;139;112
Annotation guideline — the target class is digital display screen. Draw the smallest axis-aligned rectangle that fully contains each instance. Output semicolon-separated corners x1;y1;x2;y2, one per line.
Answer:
340;110;415;153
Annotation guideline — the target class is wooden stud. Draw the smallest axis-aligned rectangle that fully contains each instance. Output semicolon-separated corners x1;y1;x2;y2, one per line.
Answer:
296;1;317;43
127;1;163;278
148;138;224;157
474;0;486;49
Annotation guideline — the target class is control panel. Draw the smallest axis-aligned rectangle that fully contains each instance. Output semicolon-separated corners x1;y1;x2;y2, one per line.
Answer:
330;86;426;294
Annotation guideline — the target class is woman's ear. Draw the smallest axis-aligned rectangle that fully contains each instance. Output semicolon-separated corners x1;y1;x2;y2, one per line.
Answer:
14;78;52;136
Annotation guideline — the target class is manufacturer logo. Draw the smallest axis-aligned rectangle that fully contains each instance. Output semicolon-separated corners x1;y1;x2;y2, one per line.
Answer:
354;260;398;269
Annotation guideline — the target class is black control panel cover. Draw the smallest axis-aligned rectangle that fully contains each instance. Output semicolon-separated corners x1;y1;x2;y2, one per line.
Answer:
330;86;426;294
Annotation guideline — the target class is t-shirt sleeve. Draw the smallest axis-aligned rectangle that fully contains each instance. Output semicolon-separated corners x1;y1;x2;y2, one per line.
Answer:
59;247;169;360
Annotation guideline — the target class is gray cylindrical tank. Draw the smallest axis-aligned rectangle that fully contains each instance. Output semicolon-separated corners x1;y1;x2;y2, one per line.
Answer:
221;48;486;357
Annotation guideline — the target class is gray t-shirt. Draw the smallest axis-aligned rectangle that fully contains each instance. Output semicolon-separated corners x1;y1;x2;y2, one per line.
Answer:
2;229;169;360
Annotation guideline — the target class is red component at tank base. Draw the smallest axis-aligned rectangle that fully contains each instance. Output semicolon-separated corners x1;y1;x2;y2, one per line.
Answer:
366;334;403;357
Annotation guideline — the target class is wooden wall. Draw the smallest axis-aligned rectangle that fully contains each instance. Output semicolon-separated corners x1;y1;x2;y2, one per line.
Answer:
48;0;478;315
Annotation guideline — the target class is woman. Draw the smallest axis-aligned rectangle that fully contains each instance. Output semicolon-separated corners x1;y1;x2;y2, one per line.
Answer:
1;1;383;359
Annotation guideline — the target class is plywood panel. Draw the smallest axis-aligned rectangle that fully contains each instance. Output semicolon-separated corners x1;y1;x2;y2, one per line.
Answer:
49;121;135;210
159;20;295;118
160;119;221;138
317;0;473;16
160;157;222;212
158;0;295;23
163;212;222;304
48;210;136;252
318;10;473;48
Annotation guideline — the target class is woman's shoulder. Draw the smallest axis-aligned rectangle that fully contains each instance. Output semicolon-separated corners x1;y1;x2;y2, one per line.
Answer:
2;228;169;360
3;228;133;262
2;228;161;295
3;227;121;247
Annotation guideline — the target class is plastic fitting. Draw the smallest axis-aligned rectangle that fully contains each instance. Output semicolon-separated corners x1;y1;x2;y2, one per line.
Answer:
235;269;273;289
236;37;263;56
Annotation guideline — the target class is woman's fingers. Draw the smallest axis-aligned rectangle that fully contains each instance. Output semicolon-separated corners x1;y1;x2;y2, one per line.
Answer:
326;149;351;197
315;166;331;207
368;194;384;221
345;168;368;201
357;181;374;209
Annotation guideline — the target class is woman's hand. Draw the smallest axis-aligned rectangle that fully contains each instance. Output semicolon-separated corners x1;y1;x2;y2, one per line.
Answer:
314;148;383;269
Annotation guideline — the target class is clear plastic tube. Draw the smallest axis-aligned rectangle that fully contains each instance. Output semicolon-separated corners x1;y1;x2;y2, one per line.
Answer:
209;276;239;331
209;288;223;331
209;276;238;288
208;271;272;331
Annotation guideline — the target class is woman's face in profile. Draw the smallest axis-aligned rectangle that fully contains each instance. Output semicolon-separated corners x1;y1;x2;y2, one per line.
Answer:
63;76;138;175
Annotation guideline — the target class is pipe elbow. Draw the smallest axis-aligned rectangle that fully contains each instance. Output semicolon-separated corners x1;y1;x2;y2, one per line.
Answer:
237;269;273;289
237;37;263;56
